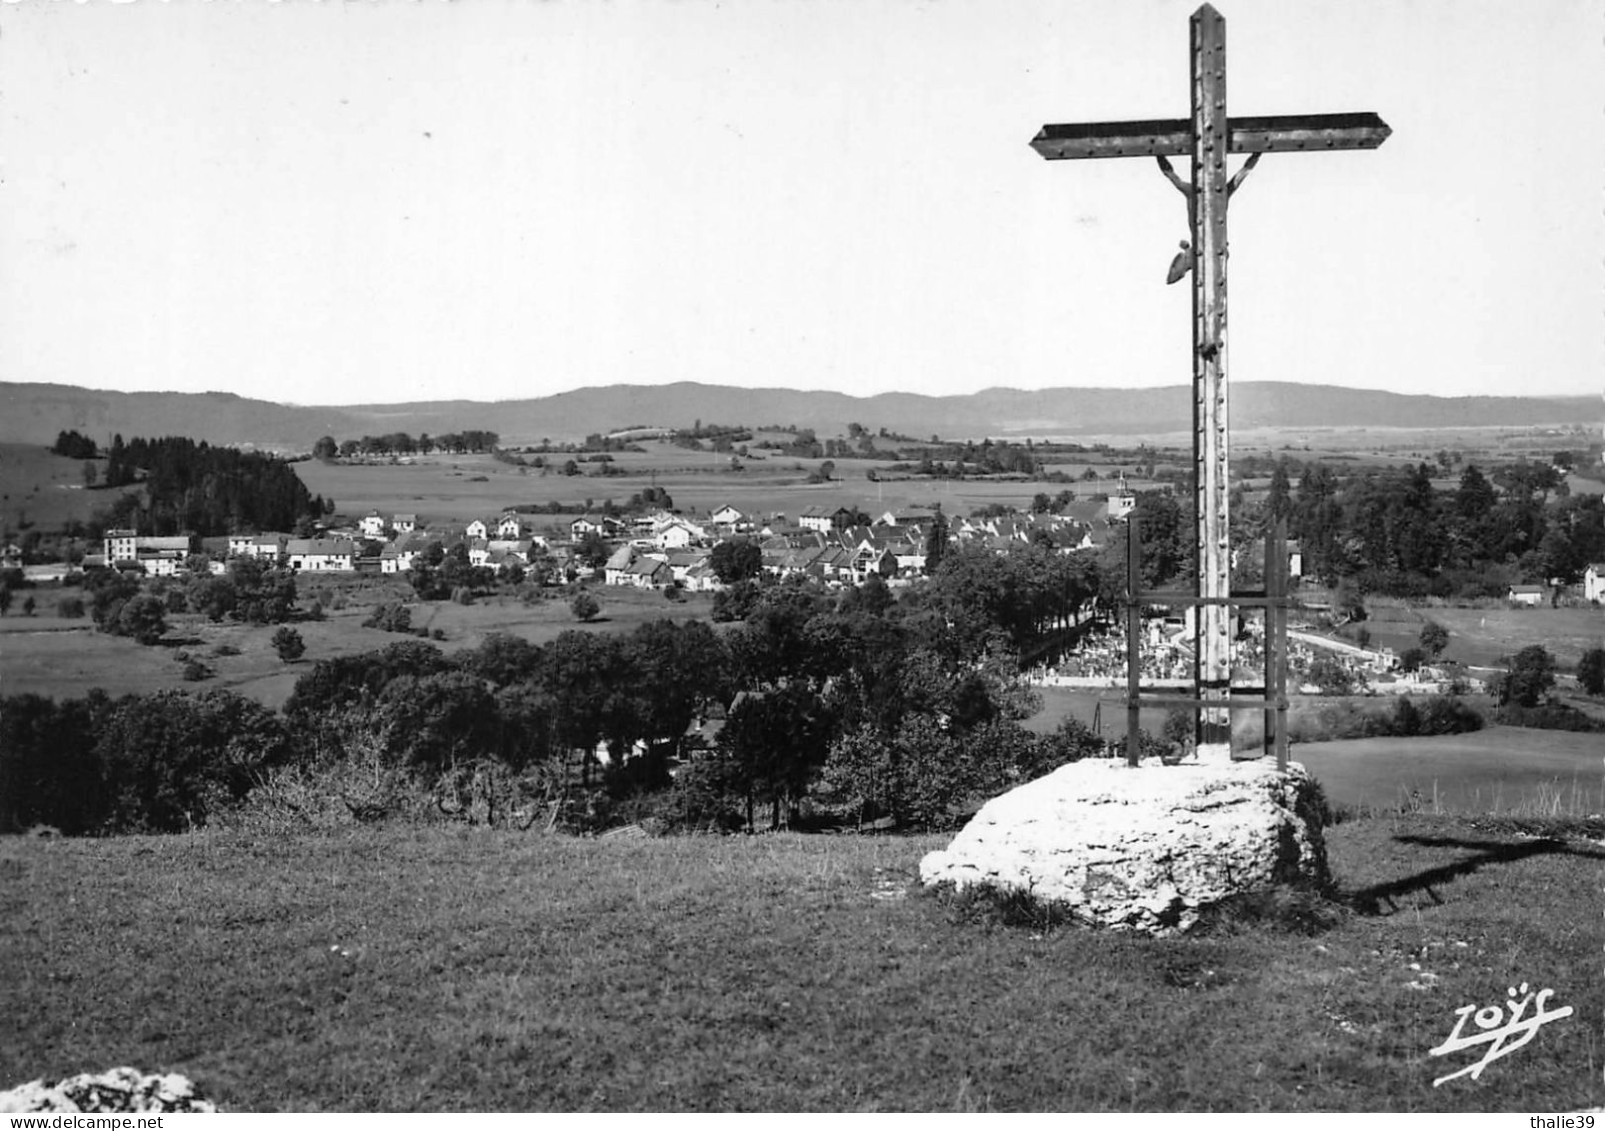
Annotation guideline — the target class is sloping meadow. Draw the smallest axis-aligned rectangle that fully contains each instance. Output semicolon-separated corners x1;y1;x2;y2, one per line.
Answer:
2;817;1600;1112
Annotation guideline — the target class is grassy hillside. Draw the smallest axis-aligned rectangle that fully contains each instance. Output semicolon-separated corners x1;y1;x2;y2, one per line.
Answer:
2;814;1599;1111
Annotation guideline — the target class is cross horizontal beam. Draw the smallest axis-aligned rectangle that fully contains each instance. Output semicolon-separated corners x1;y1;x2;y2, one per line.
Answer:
1030;111;1390;160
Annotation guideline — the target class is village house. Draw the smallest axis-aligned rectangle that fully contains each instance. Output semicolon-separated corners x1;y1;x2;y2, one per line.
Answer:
664;549;710;583
604;545;637;586
487;539;534;564
393;514;418;534
1585;563;1605;604
682;562;723;593
570;514;625;541
625;558;672;589
286;538;357;572
1507;584;1547;607
653;518;704;551
797;506;835;533
496;513;524;539
465;518;492;541
230;533;289;561
103;530;196;575
709;504;747;530
359;511;389;539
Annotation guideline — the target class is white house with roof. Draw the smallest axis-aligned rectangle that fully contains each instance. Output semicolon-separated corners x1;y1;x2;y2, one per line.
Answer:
496;513;524;539
653;519;703;551
1507;584;1547;607
1585;563;1605;604
394;514;418;534
710;504;746;529
104;530;195;574
798;506;835;533
379;532;436;574
222;534;276;561
604;544;637;586
359;511;388;538
465;518;492;540
286;538;357;572
625;558;672;589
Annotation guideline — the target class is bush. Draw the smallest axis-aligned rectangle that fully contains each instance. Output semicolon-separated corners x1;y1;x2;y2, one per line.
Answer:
1497;645;1556;708
1493;702;1605;732
570;591;601;622
363;603;412;634
1286;695;1482;744
271;626;306;662
181;659;214;682
1578;646;1605;697
56;596;86;619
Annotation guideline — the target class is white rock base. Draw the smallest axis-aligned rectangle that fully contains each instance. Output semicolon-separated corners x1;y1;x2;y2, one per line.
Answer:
920;757;1330;936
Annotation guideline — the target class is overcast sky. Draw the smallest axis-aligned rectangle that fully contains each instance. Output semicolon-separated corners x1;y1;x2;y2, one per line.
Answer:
3;0;1600;408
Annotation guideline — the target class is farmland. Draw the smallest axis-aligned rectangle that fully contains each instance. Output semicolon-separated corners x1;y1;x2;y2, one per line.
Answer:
1349;601;1605;670
287;443;1167;530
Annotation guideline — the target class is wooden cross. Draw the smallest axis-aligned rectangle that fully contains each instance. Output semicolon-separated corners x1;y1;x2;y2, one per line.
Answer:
1031;4;1389;760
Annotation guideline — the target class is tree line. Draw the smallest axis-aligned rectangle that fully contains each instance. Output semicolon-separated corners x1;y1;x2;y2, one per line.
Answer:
1263;457;1603;597
2;545;1110;837
97;435;331;537
313;431;500;459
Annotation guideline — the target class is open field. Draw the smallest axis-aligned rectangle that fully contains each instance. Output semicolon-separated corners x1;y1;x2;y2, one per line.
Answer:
1352;602;1605;670
1293;728;1605;817
0;443;110;535
2;814;1599;1112
287;445;1160;529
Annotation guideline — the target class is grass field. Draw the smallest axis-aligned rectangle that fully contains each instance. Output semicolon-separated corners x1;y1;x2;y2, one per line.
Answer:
1354;602;1605;670
2;813;1599;1112
1293;727;1605;817
287;445;1156;531
0;443;112;536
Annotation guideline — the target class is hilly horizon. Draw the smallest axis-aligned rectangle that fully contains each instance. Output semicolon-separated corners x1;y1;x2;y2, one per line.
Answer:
0;380;1594;453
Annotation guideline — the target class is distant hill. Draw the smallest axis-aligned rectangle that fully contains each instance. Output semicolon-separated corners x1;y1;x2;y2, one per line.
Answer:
0;380;1593;451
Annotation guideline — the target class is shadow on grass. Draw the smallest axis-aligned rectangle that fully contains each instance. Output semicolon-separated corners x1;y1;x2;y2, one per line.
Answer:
1345;829;1605;916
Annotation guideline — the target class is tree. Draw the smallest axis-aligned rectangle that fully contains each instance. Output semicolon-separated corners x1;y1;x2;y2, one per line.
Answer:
570;591;601;622
924;507;949;575
1578;647;1605;697
1498;645;1556;708
116;594;169;645
720;684;833;831
81;461;98;489
709;539;762;584
1397;646;1426;673
575;531;611;569
1306;655;1357;696
312;435;339;460
271;626;306;662
1419;620;1450;659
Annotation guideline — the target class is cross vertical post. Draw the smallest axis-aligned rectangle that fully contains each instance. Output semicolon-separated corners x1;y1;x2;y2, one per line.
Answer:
1191;5;1232;758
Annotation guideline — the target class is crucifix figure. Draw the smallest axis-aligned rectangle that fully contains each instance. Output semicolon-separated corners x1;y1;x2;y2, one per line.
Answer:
1031;4;1388;761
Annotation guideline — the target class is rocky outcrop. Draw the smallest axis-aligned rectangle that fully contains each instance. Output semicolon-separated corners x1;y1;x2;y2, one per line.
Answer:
0;1069;219;1113
920;758;1330;935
